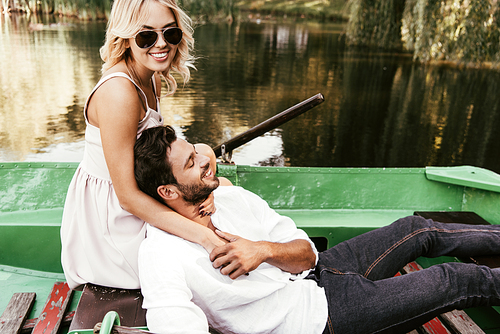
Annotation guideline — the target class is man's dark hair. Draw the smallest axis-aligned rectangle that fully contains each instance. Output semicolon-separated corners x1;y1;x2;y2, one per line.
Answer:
134;125;178;203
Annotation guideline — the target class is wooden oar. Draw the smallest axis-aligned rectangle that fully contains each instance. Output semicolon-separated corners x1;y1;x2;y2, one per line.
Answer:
212;93;324;161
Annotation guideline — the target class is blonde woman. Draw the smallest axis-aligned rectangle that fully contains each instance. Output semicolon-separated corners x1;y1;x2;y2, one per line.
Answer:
61;0;225;289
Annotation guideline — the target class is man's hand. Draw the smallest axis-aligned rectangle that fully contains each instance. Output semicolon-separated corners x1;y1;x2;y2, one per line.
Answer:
210;231;267;279
210;231;316;280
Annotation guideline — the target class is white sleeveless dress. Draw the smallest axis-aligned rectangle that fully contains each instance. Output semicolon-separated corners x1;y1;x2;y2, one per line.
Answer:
60;72;164;289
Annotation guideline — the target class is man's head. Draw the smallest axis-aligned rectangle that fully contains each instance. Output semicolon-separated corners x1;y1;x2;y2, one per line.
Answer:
134;126;219;207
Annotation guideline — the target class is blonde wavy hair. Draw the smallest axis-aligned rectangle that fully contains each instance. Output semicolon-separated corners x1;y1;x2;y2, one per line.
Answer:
100;0;194;95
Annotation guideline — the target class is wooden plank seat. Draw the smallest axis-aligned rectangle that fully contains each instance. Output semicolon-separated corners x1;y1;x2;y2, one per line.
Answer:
1;281;72;334
22;311;74;334
0;293;36;334
31;281;73;334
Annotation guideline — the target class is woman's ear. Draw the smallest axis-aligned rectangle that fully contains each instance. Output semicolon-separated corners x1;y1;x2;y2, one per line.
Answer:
157;185;179;201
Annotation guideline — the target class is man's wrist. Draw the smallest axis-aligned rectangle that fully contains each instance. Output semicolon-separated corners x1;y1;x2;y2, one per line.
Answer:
259;241;275;264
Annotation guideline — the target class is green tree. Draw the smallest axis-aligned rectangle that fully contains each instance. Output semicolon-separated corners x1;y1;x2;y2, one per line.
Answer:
347;0;500;66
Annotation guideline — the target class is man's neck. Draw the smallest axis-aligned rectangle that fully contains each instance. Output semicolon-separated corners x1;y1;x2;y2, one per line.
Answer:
167;200;214;230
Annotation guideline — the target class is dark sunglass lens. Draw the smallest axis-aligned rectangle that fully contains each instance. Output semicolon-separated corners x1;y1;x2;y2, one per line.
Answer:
163;28;183;45
136;31;158;48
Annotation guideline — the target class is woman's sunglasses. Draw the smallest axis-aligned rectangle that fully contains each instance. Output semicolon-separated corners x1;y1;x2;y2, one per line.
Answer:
134;27;183;49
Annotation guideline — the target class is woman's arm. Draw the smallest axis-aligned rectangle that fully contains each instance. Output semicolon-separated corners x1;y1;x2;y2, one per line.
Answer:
89;76;225;252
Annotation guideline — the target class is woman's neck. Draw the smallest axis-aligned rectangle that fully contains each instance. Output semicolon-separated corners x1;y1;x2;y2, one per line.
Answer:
125;58;154;89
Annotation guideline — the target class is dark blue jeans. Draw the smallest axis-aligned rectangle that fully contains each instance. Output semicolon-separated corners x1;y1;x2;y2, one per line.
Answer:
316;215;500;334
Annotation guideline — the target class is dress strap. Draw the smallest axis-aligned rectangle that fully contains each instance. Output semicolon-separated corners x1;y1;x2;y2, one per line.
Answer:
83;72;151;123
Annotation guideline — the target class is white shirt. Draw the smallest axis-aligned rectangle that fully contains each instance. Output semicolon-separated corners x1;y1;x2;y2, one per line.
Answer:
138;186;328;334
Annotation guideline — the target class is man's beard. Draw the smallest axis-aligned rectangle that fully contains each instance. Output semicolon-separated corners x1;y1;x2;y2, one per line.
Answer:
176;176;220;206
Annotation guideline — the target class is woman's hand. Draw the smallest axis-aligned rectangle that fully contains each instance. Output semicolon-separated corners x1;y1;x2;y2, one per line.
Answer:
198;193;216;217
201;228;228;254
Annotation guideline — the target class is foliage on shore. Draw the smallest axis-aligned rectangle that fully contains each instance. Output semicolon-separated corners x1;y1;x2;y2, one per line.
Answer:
1;0;112;19
3;0;498;67
234;0;349;22
1;0;348;22
346;0;500;66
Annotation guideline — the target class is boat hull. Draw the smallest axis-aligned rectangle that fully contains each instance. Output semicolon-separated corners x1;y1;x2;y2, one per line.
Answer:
2;162;500;332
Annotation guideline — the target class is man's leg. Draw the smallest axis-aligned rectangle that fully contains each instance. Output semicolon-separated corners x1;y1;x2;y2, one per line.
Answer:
321;261;500;333
316;215;500;333
318;215;500;281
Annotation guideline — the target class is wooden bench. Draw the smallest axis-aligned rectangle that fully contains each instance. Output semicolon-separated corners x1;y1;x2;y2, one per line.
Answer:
0;292;35;334
0;281;72;334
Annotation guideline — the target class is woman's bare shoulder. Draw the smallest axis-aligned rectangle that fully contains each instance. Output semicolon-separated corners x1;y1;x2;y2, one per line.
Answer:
218;177;233;186
87;65;144;127
96;66;138;100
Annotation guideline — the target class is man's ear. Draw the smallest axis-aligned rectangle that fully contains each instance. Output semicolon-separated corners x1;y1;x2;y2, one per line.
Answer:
157;185;179;201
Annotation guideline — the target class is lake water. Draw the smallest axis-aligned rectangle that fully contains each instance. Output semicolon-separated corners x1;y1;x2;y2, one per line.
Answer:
2;14;500;173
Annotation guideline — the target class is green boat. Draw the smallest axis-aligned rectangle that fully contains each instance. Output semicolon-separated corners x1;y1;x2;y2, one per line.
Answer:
2;162;500;333
3;95;500;333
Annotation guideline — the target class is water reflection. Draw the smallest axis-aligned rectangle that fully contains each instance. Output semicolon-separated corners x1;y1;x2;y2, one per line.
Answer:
0;15;103;160
1;16;500;174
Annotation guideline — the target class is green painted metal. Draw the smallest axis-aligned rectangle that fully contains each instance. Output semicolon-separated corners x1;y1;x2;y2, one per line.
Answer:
426;165;500;193
221;166;456;209
3;162;500;332
0;162;78;212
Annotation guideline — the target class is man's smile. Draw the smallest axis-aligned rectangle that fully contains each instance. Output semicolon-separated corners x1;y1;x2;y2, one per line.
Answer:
202;166;214;180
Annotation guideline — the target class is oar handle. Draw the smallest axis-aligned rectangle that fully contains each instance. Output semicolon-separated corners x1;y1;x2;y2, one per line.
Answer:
212;93;325;158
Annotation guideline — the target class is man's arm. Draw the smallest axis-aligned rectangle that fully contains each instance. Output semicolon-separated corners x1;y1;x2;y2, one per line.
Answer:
210;231;316;279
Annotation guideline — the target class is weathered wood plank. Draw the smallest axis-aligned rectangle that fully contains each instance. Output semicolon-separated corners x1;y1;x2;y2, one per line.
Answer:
0;292;36;334
419;317;452;334
32;282;73;334
21;311;74;334
440;309;485;334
